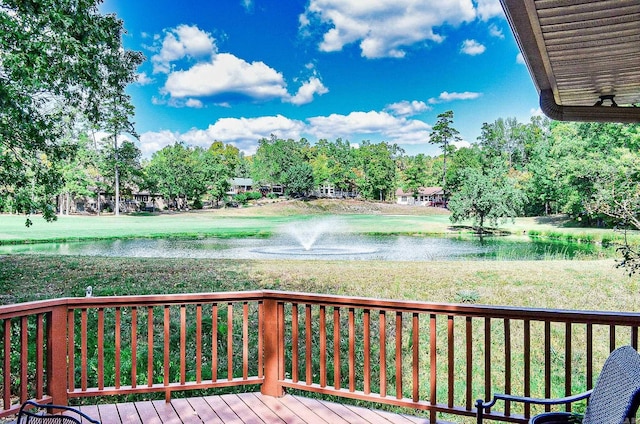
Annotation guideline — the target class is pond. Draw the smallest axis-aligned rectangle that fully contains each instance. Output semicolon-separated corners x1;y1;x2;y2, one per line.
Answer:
0;234;607;261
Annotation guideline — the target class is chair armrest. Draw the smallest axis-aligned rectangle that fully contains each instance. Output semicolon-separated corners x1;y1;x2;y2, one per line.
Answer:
475;390;592;423
481;389;593;408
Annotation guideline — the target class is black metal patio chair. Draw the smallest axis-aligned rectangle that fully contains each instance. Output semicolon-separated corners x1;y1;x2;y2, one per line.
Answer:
476;345;640;423
17;400;101;424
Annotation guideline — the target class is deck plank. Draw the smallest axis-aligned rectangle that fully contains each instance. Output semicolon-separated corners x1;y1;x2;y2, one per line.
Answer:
203;395;244;424
133;401;162;424
185;396;224;424
151;400;181;424
220;394;266;424
95;404;120;424
253;393;307;423
67;393;446;424
114;402;142;424
276;395;330;423
170;398;202;424
291;396;352;424
235;393;286;424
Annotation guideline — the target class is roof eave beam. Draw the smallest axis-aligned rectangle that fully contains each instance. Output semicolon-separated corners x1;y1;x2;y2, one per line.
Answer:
540;89;640;123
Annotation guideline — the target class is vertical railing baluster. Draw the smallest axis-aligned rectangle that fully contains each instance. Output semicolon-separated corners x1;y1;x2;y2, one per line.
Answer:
36;314;44;398
610;324;616;352
97;308;104;390
306;304;312;385
243;302;249;380
395;311;402;399
3;318;10;409
544;321;551;412
334;307;341;390
413;313;419;403
586;323;593;390
212;304;218;382
115;307;121;389
448;315;454;408
565;323;572;412
504;319;511;417
196;304;202;384
319;305;327;387
227;303;233;381
20;316;28;402
81;309;88;391
147;306;154;388
430;314;437;424
632;327;638;350
258;301;264;379
364;309;370;395
380;310;386;398
163;306;170;387
68;310;75;392
131;307;137;388
292;303;299;383
524;319;531;419
349;308;355;392
278;302;285;382
484;317;491;413
180;305;186;385
465;316;472;411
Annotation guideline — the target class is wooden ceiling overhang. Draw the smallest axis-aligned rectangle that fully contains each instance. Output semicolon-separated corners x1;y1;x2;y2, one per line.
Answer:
500;0;640;123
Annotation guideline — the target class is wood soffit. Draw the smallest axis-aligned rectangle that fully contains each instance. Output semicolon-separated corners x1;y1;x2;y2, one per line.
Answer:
500;0;640;122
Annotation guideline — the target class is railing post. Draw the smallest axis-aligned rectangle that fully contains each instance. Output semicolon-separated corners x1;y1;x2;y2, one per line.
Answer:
261;298;284;397
47;305;69;405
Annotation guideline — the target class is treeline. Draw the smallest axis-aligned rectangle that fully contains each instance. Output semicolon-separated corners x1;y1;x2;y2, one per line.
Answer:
2;114;639;232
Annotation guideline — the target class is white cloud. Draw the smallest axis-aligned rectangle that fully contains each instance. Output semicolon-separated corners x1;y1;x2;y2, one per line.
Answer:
461;39;486;56
385;100;430;117
288;77;329;105
307;111;431;145
301;0;477;58
140;116;306;156
429;91;482;104
488;23;504;39
135;72;154;85
163;53;289;101
139;130;181;158
476;0;504;21
241;0;253;12
185;98;204;108
516;52;525;64
151;25;216;74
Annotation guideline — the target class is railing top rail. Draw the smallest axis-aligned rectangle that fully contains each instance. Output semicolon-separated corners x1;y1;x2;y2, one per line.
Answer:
1;289;639;326
261;290;640;325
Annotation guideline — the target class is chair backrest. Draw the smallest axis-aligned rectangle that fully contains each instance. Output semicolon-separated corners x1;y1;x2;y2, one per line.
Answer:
583;346;640;424
17;401;100;424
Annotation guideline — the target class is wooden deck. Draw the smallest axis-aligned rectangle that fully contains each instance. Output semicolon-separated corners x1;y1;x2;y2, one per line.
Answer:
73;393;435;424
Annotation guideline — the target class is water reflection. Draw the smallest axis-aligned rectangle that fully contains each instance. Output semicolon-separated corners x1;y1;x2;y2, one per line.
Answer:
0;235;606;261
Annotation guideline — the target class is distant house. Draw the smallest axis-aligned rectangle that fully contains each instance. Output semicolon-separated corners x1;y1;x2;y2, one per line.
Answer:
396;187;446;207
228;178;254;195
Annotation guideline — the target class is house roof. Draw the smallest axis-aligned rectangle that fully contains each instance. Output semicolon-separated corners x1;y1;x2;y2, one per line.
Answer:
396;187;443;196
231;177;253;186
500;0;640;123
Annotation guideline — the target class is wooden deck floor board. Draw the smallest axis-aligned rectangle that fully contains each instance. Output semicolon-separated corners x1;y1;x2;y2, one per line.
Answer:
48;393;442;423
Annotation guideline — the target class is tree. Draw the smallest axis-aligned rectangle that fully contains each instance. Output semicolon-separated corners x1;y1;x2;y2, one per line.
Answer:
354;141;402;201
429;110;461;187
0;0;143;225
400;154;428;198
145;142;199;210
448;162;526;233
251;136;311;191
98;139;142;211
284;163;315;196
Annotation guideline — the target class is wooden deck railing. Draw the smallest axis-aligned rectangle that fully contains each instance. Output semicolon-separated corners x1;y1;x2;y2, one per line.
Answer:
2;290;640;423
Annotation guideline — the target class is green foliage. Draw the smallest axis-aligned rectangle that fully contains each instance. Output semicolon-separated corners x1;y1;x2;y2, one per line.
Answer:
354;140;402;201
0;0;143;224
448;162;526;233
284;162;315;196
429;110;461;187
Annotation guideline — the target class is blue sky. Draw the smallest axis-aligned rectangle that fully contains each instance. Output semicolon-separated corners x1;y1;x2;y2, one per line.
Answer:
100;0;540;158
